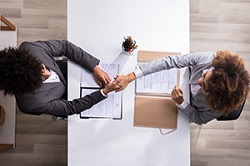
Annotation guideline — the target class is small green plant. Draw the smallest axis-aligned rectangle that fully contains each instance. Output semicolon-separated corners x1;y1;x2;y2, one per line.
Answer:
122;36;138;54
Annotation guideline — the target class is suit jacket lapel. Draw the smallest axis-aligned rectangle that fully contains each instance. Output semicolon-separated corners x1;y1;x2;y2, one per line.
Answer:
40;57;66;84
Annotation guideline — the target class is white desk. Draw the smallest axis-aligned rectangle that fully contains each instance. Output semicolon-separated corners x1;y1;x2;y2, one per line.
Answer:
68;0;190;165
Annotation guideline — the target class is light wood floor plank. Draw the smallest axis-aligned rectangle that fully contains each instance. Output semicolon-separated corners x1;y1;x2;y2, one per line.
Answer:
23;0;66;10
192;157;250;166
0;8;21;18
191;23;250;34
15;134;67;145
9;18;49;29
0;0;23;9
21;9;67;19
49;20;67;29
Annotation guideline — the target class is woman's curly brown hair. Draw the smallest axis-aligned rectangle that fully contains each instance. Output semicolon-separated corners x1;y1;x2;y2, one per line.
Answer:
0;47;44;96
205;50;250;115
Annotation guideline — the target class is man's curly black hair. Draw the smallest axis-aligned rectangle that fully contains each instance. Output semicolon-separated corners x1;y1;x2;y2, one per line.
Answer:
0;47;44;96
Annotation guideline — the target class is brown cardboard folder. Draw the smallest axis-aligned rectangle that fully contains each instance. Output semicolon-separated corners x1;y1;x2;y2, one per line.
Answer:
134;95;178;129
137;50;180;62
133;50;180;132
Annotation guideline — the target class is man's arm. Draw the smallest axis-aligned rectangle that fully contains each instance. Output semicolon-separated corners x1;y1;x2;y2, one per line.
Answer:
22;40;111;86
48;40;111;86
38;40;100;72
27;90;107;116
20;40;100;72
21;78;121;116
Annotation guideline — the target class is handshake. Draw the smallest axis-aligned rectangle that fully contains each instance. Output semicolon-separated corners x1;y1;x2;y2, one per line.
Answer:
102;73;184;105
93;65;135;95
102;73;136;95
95;66;184;105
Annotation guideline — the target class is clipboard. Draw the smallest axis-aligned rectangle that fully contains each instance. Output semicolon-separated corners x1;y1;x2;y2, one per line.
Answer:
134;50;180;134
79;87;123;120
79;59;122;120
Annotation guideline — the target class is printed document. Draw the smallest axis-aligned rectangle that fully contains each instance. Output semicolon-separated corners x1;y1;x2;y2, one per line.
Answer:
80;59;122;119
80;88;122;118
136;68;178;94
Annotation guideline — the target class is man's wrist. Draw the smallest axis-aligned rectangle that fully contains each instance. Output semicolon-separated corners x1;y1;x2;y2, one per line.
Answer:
92;65;98;72
102;87;109;95
101;89;108;96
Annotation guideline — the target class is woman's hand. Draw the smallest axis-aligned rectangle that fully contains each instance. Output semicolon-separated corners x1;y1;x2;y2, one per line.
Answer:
114;72;136;92
102;76;122;95
171;85;184;105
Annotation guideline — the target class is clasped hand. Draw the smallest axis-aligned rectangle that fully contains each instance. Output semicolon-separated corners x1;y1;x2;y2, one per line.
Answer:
93;66;184;105
92;65;122;94
114;75;185;105
171;85;184;105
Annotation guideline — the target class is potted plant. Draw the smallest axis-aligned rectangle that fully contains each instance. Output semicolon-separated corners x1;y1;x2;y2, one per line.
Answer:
122;36;138;54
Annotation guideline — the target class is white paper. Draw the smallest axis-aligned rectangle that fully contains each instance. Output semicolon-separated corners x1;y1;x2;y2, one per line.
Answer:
80;59;122;119
136;68;177;94
80;89;122;119
81;59;120;88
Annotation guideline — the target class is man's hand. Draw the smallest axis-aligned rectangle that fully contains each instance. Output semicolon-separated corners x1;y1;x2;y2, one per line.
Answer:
93;65;111;87
171;85;184;105
114;72;136;92
102;76;122;95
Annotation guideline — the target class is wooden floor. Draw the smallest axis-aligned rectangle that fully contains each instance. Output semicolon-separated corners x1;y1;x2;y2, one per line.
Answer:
0;0;68;165
0;110;67;166
0;0;250;165
190;0;250;166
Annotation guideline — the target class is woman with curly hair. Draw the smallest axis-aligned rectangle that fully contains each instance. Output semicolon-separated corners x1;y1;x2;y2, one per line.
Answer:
115;50;250;124
0;40;121;116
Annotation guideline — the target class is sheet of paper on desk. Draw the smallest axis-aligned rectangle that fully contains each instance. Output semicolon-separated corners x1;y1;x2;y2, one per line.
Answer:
80;88;122;119
80;59;122;119
136;68;178;94
81;59;121;88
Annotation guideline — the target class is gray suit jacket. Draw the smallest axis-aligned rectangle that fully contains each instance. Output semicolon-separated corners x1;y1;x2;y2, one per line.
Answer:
16;40;106;116
139;52;222;124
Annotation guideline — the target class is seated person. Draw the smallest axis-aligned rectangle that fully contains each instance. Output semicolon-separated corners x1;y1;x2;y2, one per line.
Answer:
0;40;121;116
115;50;250;124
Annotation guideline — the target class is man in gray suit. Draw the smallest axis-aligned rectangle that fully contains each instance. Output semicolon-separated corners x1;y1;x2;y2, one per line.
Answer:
0;40;121;116
115;51;249;124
